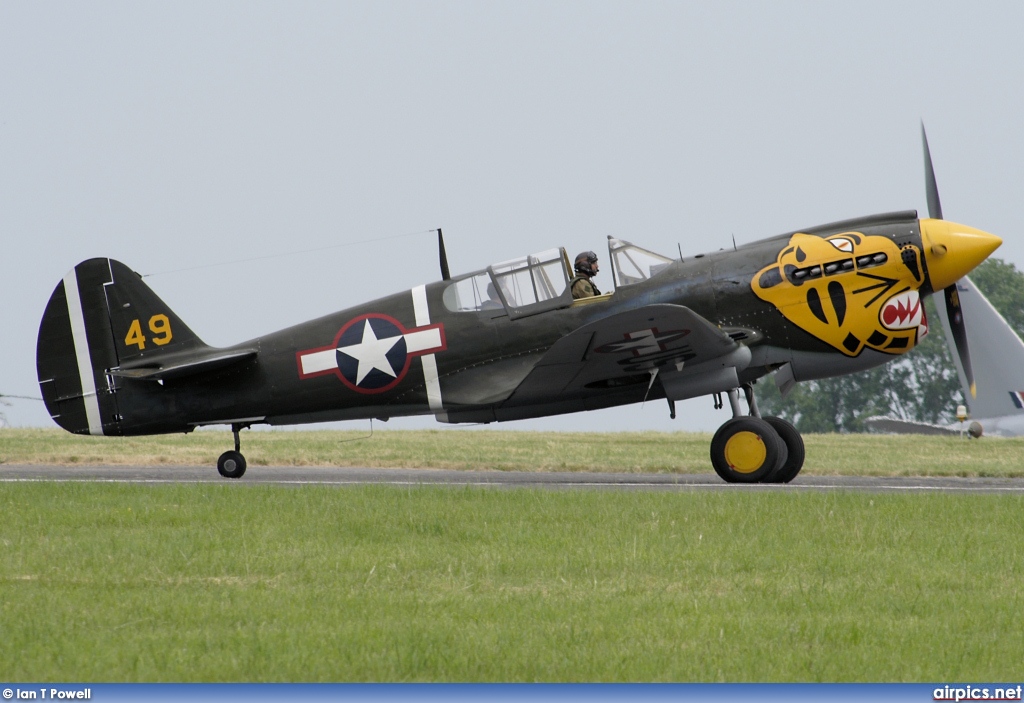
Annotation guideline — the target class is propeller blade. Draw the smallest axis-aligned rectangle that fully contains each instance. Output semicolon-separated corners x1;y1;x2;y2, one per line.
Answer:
922;124;978;396
921;123;943;220
943;283;976;398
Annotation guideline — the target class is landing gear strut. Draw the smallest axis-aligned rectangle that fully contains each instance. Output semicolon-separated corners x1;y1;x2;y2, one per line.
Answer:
217;423;248;479
709;382;805;484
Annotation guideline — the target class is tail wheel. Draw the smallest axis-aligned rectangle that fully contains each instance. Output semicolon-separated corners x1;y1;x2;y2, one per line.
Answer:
762;416;805;483
217;450;247;479
710;417;784;483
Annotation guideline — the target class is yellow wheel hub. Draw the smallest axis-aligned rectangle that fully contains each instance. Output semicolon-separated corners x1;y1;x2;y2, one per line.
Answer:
724;431;766;473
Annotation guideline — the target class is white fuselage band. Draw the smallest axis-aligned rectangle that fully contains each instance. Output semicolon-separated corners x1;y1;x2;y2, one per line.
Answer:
411;285;443;411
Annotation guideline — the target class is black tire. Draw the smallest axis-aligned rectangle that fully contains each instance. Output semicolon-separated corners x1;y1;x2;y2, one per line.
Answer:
217;450;247;479
710;417;784;483
762;416;805;483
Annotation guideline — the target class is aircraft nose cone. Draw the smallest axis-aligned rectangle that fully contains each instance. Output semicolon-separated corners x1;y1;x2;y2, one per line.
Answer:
920;219;1002;291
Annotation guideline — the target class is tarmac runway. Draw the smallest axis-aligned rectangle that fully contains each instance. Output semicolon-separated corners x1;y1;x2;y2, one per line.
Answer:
2;464;1024;493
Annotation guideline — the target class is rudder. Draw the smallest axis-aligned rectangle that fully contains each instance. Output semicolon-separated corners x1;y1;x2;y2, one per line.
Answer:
37;259;119;435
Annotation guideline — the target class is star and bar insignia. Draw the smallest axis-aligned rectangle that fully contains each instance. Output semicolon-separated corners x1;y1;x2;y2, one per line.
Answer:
592;328;690;356
297;314;446;394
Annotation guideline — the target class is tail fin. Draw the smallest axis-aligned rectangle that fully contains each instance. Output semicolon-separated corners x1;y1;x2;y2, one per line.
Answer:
102;260;206;364
934;276;1024;420
36;259;208;435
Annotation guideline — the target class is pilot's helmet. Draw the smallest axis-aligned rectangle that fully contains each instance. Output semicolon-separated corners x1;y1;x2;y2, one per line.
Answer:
574;251;599;277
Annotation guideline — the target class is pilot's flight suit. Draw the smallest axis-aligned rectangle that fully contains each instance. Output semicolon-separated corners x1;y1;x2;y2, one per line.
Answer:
571;275;601;299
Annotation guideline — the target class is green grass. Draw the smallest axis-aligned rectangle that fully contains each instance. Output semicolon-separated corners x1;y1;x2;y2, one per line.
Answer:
2;428;1024;477
2;483;1023;681
3;429;1022;681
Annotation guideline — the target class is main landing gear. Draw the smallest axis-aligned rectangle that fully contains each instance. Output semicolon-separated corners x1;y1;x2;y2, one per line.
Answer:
217;423;248;479
709;384;805;484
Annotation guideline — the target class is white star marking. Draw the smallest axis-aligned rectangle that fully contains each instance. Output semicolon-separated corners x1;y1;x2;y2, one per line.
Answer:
337;320;403;384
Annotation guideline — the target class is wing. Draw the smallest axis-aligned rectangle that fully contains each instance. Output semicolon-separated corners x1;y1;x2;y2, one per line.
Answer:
863;416;960;436
502;304;751;408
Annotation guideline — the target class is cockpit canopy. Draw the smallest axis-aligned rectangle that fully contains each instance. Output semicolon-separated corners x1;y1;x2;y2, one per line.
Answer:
489;249;572;318
442;238;675;319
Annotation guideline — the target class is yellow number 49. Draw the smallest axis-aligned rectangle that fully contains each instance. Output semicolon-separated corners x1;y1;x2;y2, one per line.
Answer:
124;314;173;350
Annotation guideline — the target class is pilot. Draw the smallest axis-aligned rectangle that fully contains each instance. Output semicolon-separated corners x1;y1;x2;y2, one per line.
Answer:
481;282;504;310
571;251;602;299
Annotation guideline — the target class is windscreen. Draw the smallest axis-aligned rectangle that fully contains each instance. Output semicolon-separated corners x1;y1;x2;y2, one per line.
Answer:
609;237;675;288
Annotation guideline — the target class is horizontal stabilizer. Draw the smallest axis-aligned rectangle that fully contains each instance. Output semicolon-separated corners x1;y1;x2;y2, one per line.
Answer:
112;347;258;381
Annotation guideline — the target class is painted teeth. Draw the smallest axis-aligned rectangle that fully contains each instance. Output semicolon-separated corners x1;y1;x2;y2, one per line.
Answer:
880;290;922;330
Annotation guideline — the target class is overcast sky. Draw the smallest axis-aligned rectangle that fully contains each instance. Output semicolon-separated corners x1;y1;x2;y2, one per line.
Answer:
2;1;1022;433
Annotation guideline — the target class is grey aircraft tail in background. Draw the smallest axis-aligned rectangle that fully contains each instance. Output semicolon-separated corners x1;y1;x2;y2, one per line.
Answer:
867;276;1024;438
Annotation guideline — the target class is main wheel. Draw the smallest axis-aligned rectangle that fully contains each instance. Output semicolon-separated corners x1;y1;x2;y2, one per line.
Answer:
762;416;805;483
217;450;247;479
710;417;784;483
